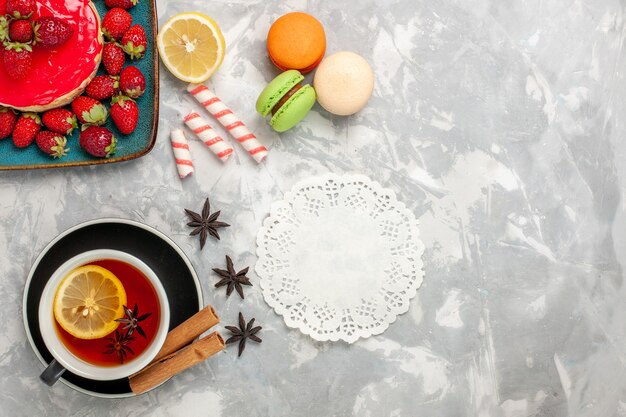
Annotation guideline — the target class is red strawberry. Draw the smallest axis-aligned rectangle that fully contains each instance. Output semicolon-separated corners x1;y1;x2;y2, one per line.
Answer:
6;0;35;19
104;0;138;10
102;8;132;41
42;108;78;135
71;96;108;125
0;106;17;139
80;126;117;157
2;43;32;80
110;95;138;134
102;42;125;75
119;66;145;98
121;25;146;60
12;112;41;148
33;17;74;48
9;19;33;42
86;75;119;100
35;130;69;158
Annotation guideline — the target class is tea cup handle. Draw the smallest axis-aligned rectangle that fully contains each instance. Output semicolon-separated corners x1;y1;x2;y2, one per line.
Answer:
40;359;66;386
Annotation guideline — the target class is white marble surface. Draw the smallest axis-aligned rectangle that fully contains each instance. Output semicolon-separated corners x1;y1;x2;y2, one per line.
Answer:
2;0;626;415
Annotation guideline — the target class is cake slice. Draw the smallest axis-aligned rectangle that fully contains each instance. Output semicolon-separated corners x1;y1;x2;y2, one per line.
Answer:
0;0;103;112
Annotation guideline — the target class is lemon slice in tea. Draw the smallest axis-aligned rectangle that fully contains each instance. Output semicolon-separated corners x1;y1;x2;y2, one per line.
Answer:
53;265;127;340
157;12;226;83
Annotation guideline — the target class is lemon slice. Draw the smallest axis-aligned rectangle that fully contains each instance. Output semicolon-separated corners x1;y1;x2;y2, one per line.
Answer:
53;265;127;340
157;12;226;83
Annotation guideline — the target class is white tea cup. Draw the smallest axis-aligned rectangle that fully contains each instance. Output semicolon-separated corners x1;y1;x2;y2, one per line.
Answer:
38;249;170;384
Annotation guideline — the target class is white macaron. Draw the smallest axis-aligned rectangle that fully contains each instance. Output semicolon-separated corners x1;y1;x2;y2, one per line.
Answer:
313;51;375;116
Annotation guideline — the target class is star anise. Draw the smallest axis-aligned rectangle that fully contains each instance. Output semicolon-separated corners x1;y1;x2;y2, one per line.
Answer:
185;198;230;250
213;255;252;299
103;330;135;364
225;312;262;357
115;304;152;338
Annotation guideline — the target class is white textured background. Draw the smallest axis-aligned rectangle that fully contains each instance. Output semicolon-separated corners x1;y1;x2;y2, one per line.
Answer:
2;0;626;415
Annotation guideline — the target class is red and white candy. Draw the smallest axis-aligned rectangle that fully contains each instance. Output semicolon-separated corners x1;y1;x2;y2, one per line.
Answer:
187;83;268;163
183;112;233;163
170;129;194;179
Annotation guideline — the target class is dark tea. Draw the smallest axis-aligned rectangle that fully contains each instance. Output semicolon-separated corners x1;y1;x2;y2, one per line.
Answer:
54;258;161;367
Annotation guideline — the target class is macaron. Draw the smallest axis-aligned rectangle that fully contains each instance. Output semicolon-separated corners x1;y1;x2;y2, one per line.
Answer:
313;51;375;116
267;12;326;74
256;70;316;132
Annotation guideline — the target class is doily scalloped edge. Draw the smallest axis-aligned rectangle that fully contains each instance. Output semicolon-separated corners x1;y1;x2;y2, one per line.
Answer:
255;173;425;343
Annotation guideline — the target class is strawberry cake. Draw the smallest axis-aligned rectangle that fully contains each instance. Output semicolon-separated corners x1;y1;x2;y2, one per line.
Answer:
0;0;103;112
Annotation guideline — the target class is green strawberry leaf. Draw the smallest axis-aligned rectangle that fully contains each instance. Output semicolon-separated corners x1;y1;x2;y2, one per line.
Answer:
10;11;33;19
51;136;69;158
105;136;118;158
6;42;32;52
0;17;8;43
124;42;145;59
65;115;78;134
81;105;108;125
111;94;134;105
24;113;41;124
102;28;113;41
32;22;41;45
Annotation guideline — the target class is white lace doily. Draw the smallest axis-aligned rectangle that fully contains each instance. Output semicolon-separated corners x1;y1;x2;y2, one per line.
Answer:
256;174;425;343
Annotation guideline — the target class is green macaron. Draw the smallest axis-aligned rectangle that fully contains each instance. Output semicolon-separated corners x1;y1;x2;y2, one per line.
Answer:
256;69;316;132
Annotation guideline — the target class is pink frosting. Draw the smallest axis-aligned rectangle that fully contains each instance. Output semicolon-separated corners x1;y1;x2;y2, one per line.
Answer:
0;0;102;108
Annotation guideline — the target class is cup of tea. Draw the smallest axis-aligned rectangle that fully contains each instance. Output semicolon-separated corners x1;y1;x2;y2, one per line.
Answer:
38;249;170;385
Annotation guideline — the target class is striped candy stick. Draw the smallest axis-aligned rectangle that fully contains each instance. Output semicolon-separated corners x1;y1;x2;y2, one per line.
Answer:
170;129;194;179
187;84;268;163
183;112;233;163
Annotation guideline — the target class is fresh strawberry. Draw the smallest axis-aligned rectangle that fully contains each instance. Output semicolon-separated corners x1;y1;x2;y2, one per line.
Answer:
101;8;132;41
42;108;78;135
71;96;108;126
6;0;35;19
102;42;125;75
121;24;146;60
80;126;116;157
8;19;33;43
110;95;138;134
2;43;32;80
86;75;119;100
119;66;145;98
33;17;74;48
0;106;17;139
12;112;41;148
104;0;138;10
35;130;68;158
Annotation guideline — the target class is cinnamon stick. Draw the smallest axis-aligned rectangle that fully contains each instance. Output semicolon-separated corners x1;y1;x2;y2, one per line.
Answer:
129;331;224;394
152;304;219;363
